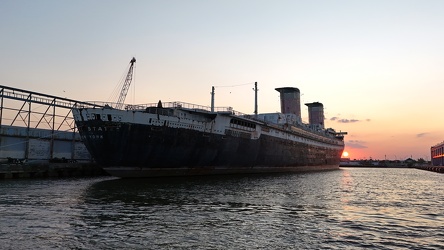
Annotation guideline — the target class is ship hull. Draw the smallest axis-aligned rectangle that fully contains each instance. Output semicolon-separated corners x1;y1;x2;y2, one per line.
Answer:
75;117;343;177
103;165;340;178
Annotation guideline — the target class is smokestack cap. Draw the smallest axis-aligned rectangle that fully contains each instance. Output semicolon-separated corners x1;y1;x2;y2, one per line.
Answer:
305;102;323;107
275;87;300;93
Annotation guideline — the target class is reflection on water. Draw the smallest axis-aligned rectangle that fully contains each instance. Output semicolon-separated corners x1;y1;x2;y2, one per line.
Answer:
0;169;443;249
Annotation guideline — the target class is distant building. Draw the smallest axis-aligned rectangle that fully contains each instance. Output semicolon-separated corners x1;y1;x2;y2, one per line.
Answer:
431;141;444;166
340;157;350;162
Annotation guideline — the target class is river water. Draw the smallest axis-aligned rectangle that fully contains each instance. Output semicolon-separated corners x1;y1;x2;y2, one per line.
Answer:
0;168;442;249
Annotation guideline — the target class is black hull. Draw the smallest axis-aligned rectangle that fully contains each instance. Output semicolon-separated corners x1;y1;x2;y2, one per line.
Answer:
103;165;340;178
76;120;342;177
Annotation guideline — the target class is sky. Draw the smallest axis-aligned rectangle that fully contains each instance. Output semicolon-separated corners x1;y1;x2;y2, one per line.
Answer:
1;0;444;161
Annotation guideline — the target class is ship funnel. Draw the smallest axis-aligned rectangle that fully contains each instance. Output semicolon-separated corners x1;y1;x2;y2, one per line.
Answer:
305;102;324;129
275;87;301;120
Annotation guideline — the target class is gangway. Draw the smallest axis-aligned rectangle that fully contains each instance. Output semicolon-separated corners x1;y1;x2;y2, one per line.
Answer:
0;85;102;128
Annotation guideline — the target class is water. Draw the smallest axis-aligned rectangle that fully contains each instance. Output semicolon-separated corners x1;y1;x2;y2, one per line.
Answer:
0;168;443;249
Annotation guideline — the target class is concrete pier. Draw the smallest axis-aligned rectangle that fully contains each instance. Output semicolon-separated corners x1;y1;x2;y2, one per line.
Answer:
415;165;444;174
0;162;107;179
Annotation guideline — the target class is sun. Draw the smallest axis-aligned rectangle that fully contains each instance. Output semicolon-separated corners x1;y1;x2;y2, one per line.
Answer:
342;151;349;157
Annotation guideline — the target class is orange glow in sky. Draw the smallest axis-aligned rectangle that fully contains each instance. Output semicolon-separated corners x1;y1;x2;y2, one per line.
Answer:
1;1;444;161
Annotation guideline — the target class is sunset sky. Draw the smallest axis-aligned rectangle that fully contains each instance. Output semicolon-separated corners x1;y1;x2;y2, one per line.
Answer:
1;0;444;161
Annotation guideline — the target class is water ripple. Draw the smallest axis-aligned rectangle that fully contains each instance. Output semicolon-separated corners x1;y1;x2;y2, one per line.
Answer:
0;169;442;249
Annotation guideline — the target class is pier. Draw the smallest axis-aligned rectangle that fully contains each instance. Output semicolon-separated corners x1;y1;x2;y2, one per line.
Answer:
0;85;105;178
0;162;106;179
415;165;444;174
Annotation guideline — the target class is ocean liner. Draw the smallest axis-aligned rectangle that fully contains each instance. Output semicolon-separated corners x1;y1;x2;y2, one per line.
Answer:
72;59;346;177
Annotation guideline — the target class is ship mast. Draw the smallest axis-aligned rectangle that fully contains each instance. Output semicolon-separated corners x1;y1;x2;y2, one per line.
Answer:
115;57;136;109
254;82;258;118
210;82;258;115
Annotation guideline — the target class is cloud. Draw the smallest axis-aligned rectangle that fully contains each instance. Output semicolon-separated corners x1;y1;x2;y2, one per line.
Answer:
329;117;371;123
338;119;360;123
347;140;368;149
416;133;428;138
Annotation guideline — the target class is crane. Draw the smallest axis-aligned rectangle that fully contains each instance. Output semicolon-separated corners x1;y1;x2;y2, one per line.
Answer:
115;57;136;109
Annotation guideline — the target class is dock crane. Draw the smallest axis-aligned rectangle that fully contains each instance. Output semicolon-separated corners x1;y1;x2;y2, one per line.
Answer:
115;57;136;109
